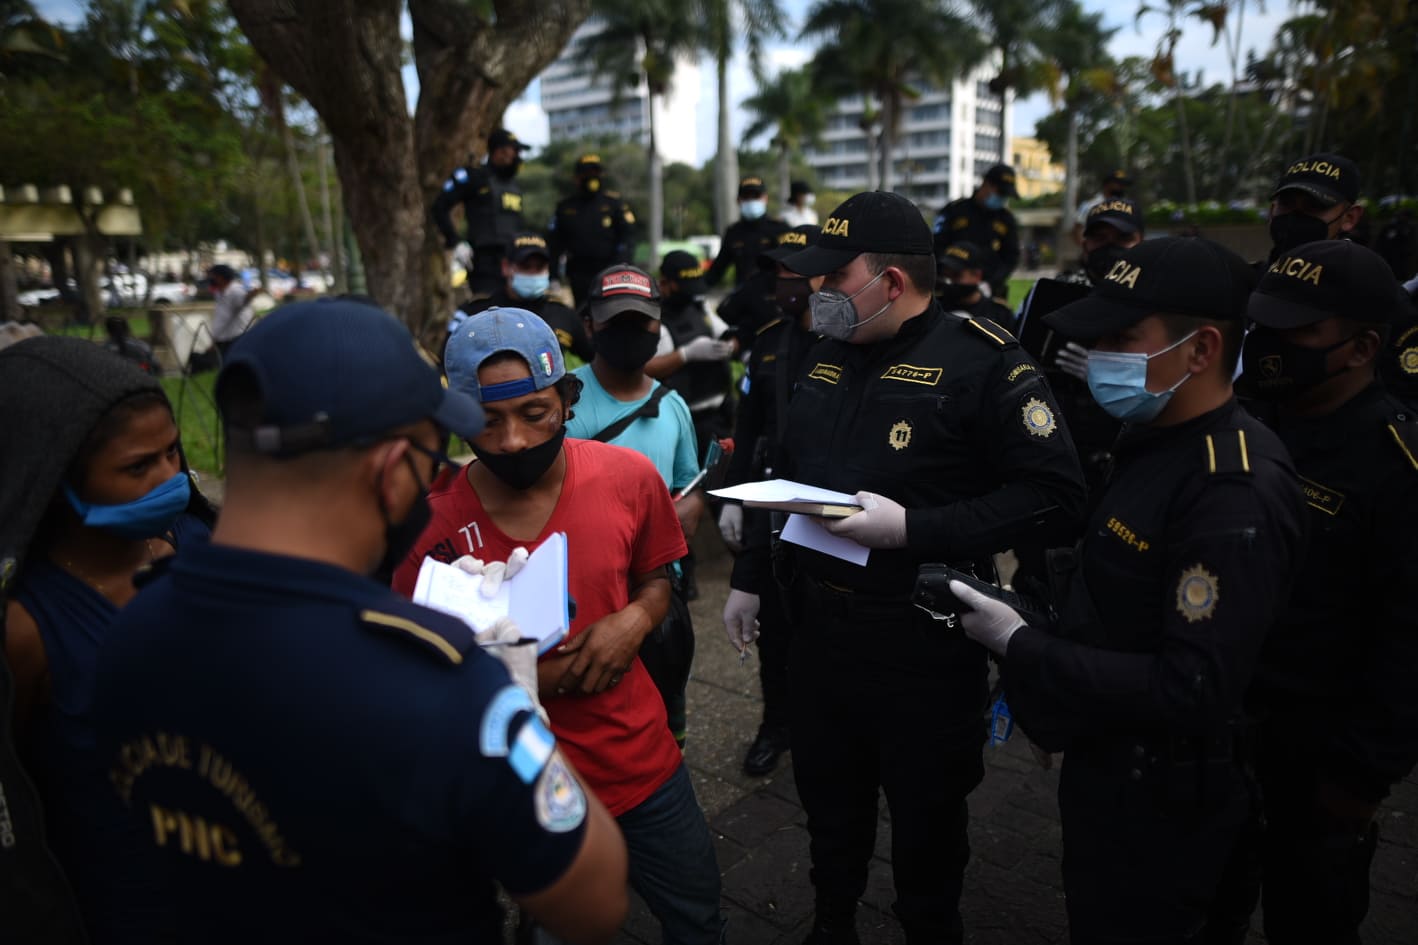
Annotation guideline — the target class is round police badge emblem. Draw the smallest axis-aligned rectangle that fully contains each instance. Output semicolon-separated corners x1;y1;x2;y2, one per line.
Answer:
888;419;912;451
1021;397;1057;438
534;753;587;833
1175;564;1220;623
1401;347;1418;375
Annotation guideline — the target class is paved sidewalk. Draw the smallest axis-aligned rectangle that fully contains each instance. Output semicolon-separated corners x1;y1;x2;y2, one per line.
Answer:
626;534;1418;945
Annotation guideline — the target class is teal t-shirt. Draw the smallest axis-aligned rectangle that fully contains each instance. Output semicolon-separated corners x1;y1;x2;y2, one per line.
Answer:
566;366;699;493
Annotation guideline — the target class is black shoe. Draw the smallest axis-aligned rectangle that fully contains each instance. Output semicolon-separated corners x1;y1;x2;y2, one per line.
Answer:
742;725;789;776
802;916;859;945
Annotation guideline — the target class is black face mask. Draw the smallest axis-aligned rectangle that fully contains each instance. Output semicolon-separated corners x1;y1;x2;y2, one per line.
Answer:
1268;212;1331;261
775;276;812;317
492;157;521;180
1084;244;1128;284
377;458;433;577
472;426;566;490
593;324;660;372
935;281;978;306
1240;327;1357;399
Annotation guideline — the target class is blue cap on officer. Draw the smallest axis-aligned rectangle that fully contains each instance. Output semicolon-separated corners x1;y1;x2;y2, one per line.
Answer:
219;297;484;455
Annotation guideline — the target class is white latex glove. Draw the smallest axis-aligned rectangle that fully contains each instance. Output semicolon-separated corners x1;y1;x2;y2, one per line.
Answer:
948;579;1026;656
1053;341;1089;382
451;547;529;599
451;241;474;269
824;491;907;549
718;504;744;552
474;617;546;720
722;589;761;653
681;336;734;362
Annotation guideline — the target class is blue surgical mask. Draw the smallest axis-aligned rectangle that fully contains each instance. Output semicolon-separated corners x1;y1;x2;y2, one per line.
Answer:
740;199;767;220
511;272;549;299
984;193;1006;211
64;472;191;540
1085;331;1198;423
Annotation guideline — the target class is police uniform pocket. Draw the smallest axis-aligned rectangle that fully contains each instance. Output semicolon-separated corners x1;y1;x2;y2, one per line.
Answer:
855;392;957;476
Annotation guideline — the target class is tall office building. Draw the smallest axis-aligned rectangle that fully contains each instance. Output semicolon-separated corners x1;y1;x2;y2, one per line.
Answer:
804;65;1012;209
540;20;700;168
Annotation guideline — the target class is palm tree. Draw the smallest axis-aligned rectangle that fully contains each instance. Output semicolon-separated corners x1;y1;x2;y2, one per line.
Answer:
801;0;987;193
742;67;827;205
967;0;1068;95
698;0;785;231
1034;4;1118;249
579;1;699;265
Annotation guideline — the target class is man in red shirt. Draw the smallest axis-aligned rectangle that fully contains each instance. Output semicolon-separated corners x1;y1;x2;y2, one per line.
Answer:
394;307;723;945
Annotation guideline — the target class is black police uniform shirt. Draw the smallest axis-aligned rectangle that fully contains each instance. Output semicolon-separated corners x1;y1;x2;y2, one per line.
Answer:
431;162;524;252
548;188;634;272
943;292;1015;327
726;312;819;595
461;291;594;364
1005;399;1305;745
1246;384;1418;802
779;302;1086;594
705;216;790;288
717;267;779;349
660;293;732;413
932;198;1020;289
92;543;587;944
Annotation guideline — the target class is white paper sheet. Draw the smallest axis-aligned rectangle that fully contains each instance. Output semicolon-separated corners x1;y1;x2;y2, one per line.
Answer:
781;514;871;566
411;532;570;653
709;478;860;505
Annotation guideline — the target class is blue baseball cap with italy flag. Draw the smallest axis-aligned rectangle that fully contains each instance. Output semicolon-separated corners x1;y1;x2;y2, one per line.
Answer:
444;307;566;403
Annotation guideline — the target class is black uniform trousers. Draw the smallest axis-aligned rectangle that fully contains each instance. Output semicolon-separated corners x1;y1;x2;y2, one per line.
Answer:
789;578;986;944
754;542;792;733
1059;737;1253;945
1210;725;1380;945
468;249;506;298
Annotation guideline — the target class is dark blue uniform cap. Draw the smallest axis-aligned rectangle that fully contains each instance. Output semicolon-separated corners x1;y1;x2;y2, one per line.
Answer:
1249;239;1408;329
783;191;932;276
220;298;484;454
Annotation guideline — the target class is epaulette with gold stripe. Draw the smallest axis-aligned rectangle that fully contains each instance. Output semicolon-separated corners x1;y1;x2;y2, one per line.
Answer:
1386;412;1418;473
755;317;785;336
1203;429;1252;476
361;609;471;665
959;315;1017;348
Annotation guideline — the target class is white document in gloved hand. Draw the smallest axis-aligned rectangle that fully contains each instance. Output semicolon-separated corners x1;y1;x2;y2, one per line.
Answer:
411;532;570;653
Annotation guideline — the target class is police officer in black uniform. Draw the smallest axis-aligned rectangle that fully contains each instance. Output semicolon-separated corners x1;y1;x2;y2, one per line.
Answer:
771;191;1085;945
953;237;1306;945
717;228;807;349
1264;152;1365;267
454;232;594;366
90;299;629;944
652;250;737;458
933;164;1021;300
934;240;1014;324
1382;290;1418;406
718;224;821;777
1225;240;1418;945
548;154;636;306
432;127;530;297
704;176;790;289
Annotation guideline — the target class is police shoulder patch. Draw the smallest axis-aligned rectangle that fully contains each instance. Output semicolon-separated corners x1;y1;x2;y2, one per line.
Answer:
1175;564;1220;623
534;751;588;833
1020;397;1057;438
1203;430;1252;476
1385;413;1418;472
360;607;473;665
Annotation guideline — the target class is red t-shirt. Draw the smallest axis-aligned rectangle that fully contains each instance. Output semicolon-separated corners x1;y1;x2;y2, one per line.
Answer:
393;437;687;816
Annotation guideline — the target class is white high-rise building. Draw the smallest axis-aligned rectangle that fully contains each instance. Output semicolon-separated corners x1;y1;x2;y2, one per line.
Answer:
540;20;700;168
805;65;1012;211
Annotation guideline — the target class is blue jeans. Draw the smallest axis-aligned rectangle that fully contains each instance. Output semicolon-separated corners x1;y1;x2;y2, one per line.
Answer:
620;763;725;945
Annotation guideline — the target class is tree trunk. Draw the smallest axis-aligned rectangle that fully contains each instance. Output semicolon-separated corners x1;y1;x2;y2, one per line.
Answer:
715;52;738;234
1173;89;1197;206
1057;108;1080;261
277;114;322;278
778;142;791;207
73;225;105;325
879;94;895;192
0;239;20;323
648;95;664;267
319;134;346;292
229;0;590;338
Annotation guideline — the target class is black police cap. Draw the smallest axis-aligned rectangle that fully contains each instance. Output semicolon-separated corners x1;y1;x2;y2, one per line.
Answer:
1045;237;1257;340
937;241;990;272
984;163;1019;198
1084;198;1144;236
1272;153;1360;207
783;192;932;277
1249;240;1408;330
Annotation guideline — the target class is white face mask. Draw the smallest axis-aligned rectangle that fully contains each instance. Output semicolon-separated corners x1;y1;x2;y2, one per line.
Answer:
803;193;816;208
